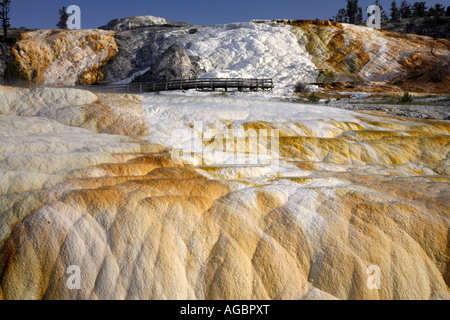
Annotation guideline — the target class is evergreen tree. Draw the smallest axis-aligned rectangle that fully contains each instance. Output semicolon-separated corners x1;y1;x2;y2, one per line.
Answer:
375;0;389;21
399;0;412;18
432;4;445;17
0;0;11;39
346;0;359;24
57;6;69;29
412;2;427;17
356;7;363;24
334;8;348;23
446;6;450;16
426;4;445;38
390;1;400;21
331;0;368;25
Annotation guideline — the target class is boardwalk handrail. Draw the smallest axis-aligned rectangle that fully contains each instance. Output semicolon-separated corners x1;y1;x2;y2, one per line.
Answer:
77;78;274;94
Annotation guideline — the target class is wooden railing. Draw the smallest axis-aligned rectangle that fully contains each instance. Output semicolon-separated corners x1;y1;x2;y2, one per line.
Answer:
78;78;274;93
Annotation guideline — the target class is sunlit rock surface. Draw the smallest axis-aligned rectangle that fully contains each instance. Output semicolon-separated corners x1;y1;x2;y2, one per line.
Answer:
9;18;449;94
6;16;450;96
288;20;450;84
0;86;449;300
11;29;118;85
99;15;188;31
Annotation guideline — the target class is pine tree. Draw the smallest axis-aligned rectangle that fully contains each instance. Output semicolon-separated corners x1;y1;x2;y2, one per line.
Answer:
390;1;400;21
0;0;11;39
432;4;445;17
412;2;427;17
57;6;69;29
356;7;363;24
375;0;389;21
334;8;348;23
346;0;359;24
427;4;445;38
332;0;363;25
399;0;412;18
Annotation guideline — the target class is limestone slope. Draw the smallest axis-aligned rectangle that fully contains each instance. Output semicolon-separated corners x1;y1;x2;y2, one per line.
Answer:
0;87;449;300
289;20;450;85
7;18;449;94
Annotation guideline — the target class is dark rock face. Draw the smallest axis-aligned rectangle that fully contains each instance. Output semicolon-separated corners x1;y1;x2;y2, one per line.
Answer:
99;16;203;84
0;43;13;84
100;29;174;84
100;30;162;83
100;16;202;83
141;44;205;81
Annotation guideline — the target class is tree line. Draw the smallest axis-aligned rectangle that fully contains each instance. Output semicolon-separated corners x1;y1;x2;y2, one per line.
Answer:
332;0;449;24
0;0;11;39
1;1;449;42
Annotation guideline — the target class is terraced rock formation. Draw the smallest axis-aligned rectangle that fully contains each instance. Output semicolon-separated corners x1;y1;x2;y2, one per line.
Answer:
0;86;448;300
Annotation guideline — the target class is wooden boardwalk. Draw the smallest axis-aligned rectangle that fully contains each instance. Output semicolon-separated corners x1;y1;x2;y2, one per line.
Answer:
81;78;273;94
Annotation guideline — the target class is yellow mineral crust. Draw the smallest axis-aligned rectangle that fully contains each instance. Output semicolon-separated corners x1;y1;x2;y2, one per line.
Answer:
288;20;450;84
11;29;118;85
1;150;448;300
0;86;449;300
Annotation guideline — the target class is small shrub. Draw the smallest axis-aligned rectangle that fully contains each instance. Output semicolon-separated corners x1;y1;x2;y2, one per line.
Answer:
132;74;143;83
393;80;404;86
294;82;309;94
308;93;320;103
398;92;413;104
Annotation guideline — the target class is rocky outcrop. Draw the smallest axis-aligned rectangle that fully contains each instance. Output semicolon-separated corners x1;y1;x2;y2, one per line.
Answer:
100;19;201;84
7;17;450;93
97;16;200;84
141;44;205;81
10;29;118;86
99;15;191;31
0;43;13;84
288;20;450;85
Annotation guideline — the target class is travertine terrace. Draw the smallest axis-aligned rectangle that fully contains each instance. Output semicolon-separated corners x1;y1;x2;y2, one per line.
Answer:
0;86;448;300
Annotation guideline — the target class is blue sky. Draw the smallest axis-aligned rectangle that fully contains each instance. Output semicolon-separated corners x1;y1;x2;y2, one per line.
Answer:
10;0;448;29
